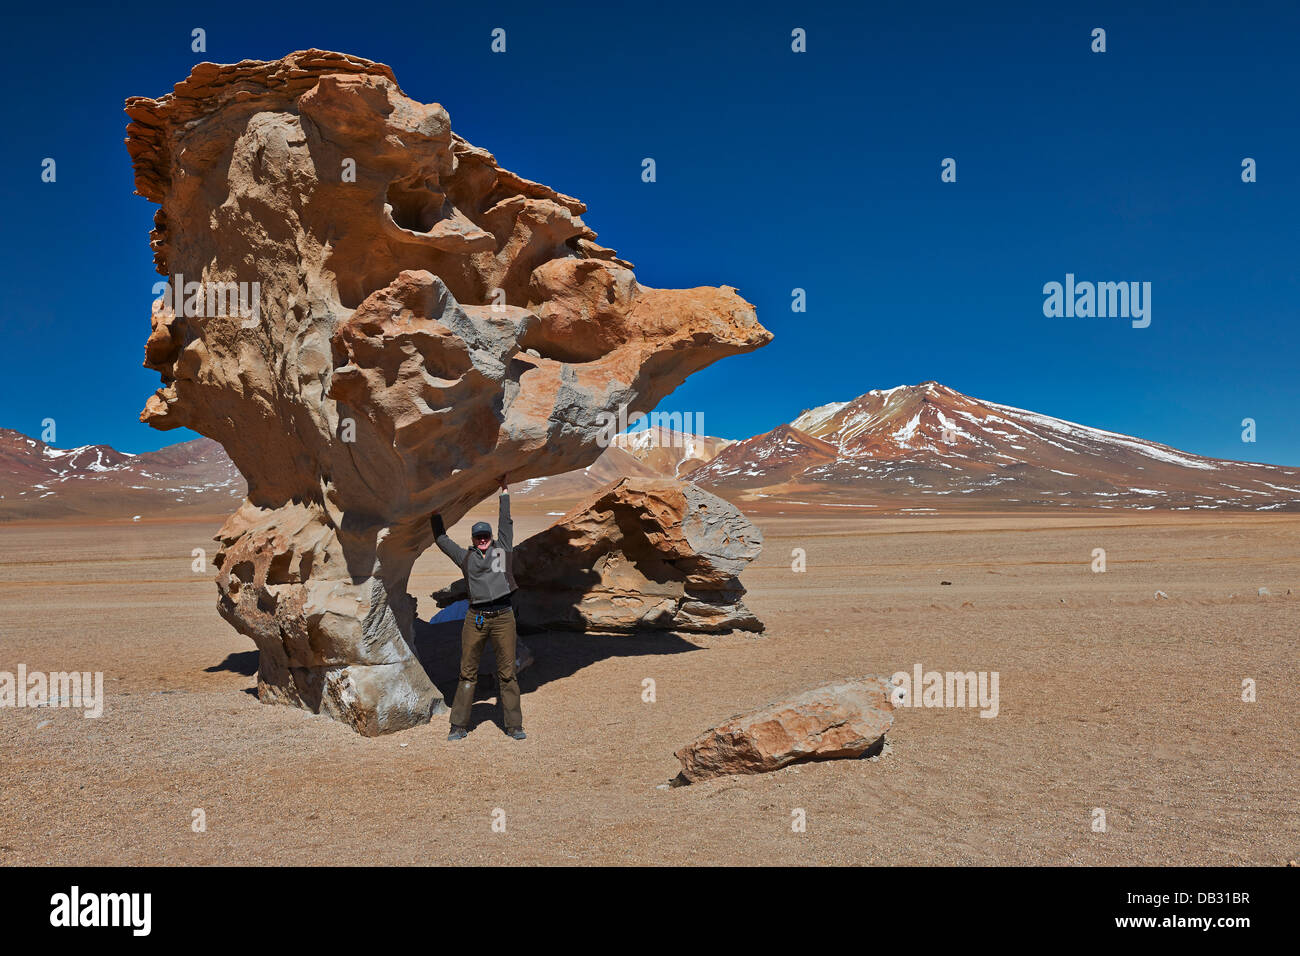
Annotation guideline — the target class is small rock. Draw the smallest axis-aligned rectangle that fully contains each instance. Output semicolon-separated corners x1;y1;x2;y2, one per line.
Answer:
940;581;952;586
1258;587;1270;597
399;742;408;748
1154;590;1169;600
674;676;894;783
36;719;52;729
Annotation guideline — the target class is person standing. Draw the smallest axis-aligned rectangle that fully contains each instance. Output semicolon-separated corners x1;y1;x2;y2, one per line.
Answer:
429;477;525;741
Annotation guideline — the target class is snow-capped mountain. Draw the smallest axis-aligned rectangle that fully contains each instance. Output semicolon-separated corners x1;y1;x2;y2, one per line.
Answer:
611;427;735;478
0;428;244;520
685;383;1300;512
684;425;837;486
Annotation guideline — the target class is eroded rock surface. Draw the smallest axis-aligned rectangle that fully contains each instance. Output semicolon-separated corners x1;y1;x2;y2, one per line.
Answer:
674;676;895;782
125;51;770;734
433;477;763;633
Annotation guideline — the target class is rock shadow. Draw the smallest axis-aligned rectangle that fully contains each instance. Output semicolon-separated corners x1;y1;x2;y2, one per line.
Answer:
205;650;260;677
411;611;700;732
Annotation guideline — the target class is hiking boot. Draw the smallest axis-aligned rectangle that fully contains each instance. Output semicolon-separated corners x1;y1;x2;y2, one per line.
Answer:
447;725;468;741
506;727;526;740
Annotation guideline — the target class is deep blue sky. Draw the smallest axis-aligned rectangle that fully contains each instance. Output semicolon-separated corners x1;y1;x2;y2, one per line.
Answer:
4;0;1297;464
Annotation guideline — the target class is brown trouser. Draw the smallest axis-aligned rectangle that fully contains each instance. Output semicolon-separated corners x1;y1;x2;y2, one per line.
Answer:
449;608;523;731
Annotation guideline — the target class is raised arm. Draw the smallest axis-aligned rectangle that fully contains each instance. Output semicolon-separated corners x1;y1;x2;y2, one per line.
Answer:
429;513;467;566
497;477;513;551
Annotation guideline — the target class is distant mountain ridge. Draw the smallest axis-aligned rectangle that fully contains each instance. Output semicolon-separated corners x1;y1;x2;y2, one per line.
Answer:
5;383;1298;518
683;424;837;487
685;382;1300;512
0;428;243;520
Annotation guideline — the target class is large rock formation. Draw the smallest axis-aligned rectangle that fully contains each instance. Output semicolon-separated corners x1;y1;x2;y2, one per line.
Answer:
433;477;764;633
124;51;770;735
674;676;896;782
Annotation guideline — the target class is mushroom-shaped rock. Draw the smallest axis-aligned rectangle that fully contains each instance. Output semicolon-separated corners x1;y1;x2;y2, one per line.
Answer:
125;51;770;734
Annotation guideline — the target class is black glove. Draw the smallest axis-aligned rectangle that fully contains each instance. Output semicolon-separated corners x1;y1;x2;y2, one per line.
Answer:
429;513;445;537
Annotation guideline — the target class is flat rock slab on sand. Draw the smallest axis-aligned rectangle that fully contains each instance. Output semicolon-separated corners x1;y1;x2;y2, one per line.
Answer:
674;675;895;783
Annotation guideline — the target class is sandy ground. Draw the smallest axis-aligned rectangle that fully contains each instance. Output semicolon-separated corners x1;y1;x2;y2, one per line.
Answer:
1;509;1296;866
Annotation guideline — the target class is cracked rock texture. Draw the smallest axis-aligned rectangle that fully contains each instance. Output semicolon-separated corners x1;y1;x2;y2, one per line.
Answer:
433;477;764;634
125;50;770;734
674;676;895;782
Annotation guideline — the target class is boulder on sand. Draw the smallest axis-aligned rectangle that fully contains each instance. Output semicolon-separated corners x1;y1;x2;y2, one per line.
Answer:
674;676;896;783
433;477;764;634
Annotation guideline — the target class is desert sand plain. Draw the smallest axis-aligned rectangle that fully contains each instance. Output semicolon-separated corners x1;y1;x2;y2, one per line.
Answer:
1;503;1296;866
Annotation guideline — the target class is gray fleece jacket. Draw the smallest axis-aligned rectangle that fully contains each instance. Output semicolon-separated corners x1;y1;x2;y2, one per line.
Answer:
431;493;517;606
